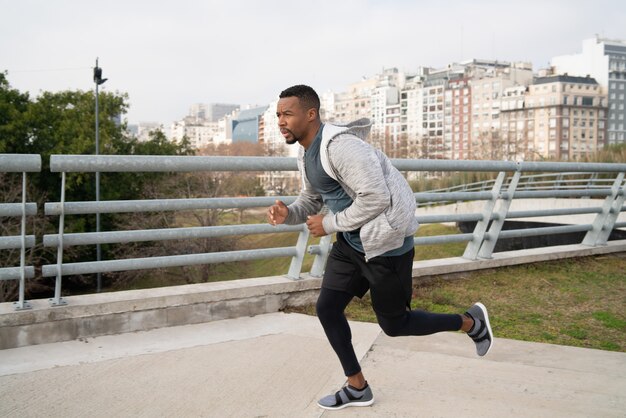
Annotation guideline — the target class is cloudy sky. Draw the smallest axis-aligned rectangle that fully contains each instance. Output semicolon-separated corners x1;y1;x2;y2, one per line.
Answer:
2;0;625;126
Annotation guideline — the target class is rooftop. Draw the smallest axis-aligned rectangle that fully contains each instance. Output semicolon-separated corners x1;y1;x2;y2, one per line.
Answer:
534;74;599;85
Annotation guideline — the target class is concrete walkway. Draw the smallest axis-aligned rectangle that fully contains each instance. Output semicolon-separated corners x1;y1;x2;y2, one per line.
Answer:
1;313;624;417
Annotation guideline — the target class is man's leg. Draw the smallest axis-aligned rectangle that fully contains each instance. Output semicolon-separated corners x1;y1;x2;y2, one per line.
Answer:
376;309;463;337
316;287;375;410
316;287;363;381
365;248;493;355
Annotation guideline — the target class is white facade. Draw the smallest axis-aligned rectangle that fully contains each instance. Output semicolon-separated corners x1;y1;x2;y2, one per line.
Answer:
136;122;163;142
401;77;425;155
551;37;626;144
170;120;222;149
469;63;534;158
320;91;336;122
371;82;400;138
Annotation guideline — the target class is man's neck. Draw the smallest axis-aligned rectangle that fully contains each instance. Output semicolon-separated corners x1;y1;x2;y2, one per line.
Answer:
299;120;322;150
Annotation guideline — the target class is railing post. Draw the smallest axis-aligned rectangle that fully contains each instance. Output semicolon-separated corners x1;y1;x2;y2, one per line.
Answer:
50;172;67;306
583;172;598;199
287;225;310;280
463;171;506;260
14;172;32;310
582;172;626;247
309;234;332;277
478;168;522;259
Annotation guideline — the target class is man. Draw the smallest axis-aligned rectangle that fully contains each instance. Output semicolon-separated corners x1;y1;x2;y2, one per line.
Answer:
268;85;493;410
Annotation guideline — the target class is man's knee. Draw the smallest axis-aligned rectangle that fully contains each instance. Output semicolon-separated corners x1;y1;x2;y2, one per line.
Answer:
315;295;335;323
377;313;405;337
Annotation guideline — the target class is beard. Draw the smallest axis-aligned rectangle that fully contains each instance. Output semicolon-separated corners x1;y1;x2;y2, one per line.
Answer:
282;128;300;145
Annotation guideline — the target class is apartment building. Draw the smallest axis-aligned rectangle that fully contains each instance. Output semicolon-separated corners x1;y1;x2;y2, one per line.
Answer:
332;76;378;123
552;37;626;144
170;120;221;149
448;77;472;160
525;75;607;160
400;74;425;150
171;103;240;149
468;62;534;159
499;86;530;159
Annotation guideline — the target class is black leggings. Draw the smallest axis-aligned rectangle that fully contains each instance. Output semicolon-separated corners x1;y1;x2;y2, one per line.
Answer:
316;287;463;377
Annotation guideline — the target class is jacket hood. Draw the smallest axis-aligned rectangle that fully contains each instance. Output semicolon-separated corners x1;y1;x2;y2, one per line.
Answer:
321;118;372;143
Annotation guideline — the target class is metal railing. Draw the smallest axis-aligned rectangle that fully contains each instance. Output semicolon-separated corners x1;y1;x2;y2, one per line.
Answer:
2;154;625;309
415;172;619;207
0;154;41;310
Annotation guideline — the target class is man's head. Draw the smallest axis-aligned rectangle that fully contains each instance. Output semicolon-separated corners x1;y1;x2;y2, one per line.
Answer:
276;85;321;146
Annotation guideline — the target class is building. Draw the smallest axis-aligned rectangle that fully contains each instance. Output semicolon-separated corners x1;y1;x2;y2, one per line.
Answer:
332;76;378;123
400;73;427;158
136;122;164;142
188;103;240;123
171;120;222;149
231;106;268;143
524;75;607;160
171;103;240;149
448;77;472;160
468;61;534;159
499;85;530;159
319;91;336;121
551;37;626;144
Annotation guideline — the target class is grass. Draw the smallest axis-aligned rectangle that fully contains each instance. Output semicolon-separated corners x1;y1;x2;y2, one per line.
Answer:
288;252;626;353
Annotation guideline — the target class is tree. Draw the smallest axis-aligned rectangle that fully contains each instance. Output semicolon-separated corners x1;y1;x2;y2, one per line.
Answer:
0;73;194;300
107;141;265;289
0;72;30;154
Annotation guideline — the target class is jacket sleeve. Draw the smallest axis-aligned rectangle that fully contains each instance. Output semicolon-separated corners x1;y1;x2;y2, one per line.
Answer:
284;160;324;225
322;137;389;233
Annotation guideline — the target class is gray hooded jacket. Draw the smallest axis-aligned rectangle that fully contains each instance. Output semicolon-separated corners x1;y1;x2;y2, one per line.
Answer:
284;118;419;260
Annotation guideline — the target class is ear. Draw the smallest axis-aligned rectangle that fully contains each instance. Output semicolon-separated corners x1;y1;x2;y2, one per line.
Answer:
307;108;318;122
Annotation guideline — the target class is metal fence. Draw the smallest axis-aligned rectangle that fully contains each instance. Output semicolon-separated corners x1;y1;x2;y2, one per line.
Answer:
1;154;625;309
0;154;41;310
415;172;618;207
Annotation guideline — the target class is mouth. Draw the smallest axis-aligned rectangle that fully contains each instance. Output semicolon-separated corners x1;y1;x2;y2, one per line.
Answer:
280;128;293;138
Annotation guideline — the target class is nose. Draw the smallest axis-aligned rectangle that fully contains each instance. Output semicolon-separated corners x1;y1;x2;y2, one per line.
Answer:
278;115;286;127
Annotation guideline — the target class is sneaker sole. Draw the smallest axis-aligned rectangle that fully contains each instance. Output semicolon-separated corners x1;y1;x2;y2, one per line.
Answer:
317;398;375;410
475;302;494;356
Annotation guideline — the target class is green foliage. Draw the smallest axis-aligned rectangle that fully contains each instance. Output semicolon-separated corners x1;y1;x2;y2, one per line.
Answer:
0;72;30;153
0;72;195;300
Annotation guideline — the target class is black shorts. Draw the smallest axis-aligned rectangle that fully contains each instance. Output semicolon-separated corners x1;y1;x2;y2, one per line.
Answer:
322;232;415;316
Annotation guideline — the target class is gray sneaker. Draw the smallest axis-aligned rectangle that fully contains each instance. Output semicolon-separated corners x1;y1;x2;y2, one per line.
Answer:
465;302;493;356
317;383;374;410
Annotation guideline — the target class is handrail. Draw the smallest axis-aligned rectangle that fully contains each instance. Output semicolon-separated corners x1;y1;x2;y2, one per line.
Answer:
0;154;41;310
2;153;625;309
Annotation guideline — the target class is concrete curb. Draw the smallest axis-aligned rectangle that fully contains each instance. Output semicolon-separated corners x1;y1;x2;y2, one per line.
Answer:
0;275;322;349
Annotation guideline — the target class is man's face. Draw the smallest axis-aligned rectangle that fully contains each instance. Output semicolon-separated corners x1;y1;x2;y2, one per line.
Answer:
276;96;308;145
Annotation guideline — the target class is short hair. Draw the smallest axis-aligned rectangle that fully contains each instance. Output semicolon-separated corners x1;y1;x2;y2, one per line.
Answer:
279;85;320;114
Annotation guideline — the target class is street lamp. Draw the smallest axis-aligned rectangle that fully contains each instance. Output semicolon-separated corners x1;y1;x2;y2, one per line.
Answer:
93;58;107;293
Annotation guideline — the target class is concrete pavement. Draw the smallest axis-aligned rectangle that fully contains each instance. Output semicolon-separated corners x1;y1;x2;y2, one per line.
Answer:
1;312;625;417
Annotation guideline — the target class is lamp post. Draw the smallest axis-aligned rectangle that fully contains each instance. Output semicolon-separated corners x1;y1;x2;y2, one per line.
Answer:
93;58;107;293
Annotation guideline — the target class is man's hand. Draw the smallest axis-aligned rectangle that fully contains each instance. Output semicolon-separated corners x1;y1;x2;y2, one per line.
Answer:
268;200;288;226
306;214;327;237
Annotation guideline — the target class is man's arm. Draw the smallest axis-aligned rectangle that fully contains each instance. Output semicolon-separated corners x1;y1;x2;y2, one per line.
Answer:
322;137;390;234
284;162;324;225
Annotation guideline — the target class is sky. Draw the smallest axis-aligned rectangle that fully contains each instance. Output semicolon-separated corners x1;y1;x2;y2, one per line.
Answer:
1;0;625;126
